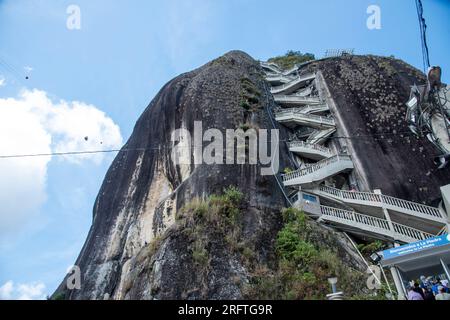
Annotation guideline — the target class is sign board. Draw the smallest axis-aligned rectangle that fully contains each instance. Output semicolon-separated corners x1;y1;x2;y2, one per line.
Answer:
295;192;321;216
382;234;450;261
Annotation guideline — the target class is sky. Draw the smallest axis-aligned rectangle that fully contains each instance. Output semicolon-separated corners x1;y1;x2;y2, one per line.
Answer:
0;0;449;299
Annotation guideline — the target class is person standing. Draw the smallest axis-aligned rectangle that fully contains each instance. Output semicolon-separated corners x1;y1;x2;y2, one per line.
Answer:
435;286;450;301
407;286;424;300
422;287;435;301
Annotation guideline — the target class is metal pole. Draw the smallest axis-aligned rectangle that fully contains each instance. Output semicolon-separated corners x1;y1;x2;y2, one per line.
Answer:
390;266;406;300
375;189;396;239
440;259;450;280
379;263;394;299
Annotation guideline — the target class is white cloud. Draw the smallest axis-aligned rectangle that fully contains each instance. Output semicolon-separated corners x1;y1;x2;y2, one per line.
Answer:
0;281;14;299
0;76;5;87
0;281;47;300
0;89;123;234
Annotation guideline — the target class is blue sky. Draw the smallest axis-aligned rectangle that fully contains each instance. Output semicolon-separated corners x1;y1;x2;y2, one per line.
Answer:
0;0;449;299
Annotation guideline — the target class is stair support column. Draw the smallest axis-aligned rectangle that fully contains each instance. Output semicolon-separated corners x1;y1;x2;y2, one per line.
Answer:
390;242;406;300
374;189;396;240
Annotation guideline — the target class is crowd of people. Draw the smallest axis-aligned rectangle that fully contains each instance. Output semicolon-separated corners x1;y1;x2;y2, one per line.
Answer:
407;276;450;300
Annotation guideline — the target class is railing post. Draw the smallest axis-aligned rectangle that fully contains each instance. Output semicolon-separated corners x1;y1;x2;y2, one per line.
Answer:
389;242;406;300
375;189;396;240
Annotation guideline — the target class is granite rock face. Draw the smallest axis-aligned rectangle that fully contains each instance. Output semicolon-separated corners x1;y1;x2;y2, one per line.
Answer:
53;51;447;300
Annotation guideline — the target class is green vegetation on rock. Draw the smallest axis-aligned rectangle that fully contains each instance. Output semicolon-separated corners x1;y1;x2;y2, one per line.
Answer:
240;77;261;113
268;51;315;70
244;208;370;300
176;186;245;270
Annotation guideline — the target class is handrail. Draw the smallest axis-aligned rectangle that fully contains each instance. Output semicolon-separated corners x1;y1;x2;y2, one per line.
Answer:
317;185;445;220
382;194;443;219
271;73;316;93
281;64;300;76
282;154;352;181
307;128;336;144
275;109;335;125
274;95;321;104
321;206;391;231
266;74;295;83
274;94;320;101
391;222;434;241
261;62;301;76
288;141;333;155
261;62;280;70
294;86;313;97
320;206;435;242
295;104;329;114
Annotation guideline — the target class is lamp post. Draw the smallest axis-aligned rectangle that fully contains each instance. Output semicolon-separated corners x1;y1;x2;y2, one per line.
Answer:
326;277;344;300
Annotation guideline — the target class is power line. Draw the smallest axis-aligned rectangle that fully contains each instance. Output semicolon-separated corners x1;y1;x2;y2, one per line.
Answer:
0;148;146;159
0;129;427;160
0;55;30;86
415;0;431;72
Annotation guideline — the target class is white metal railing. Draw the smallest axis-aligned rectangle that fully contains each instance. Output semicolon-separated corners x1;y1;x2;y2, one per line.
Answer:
307;128;336;144
317;185;445;220
282;64;299;76
261;62;281;74
282;154;351;182
319;206;435;243
271;73;316;93
288;141;333;155
261;62;301;76
274;95;322;105
296;104;329;114
294;86;313;97
321;206;390;231
275;109;335;126
261;61;280;69
266;75;294;82
391;222;434;241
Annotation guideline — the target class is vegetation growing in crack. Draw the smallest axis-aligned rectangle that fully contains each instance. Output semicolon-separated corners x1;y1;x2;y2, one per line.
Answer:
283;167;294;174
240;77;261;116
243;208;372;300
268;50;315;70
176;186;245;271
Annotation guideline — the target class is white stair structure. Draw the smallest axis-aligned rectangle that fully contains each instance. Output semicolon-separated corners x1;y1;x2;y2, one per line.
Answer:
312;186;447;224
266;74;295;85
275;108;335;129
281;64;300;76
274;95;322;107
282;155;354;187
317;206;435;243
262;59;444;244
288;141;333;160
306;128;337;144
260;61;280;74
294;104;329;115
309;185;448;235
271;73;316;95
294;86;314;97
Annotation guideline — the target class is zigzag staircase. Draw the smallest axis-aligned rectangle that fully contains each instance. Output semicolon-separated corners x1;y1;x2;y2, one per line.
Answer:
261;60;449;244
